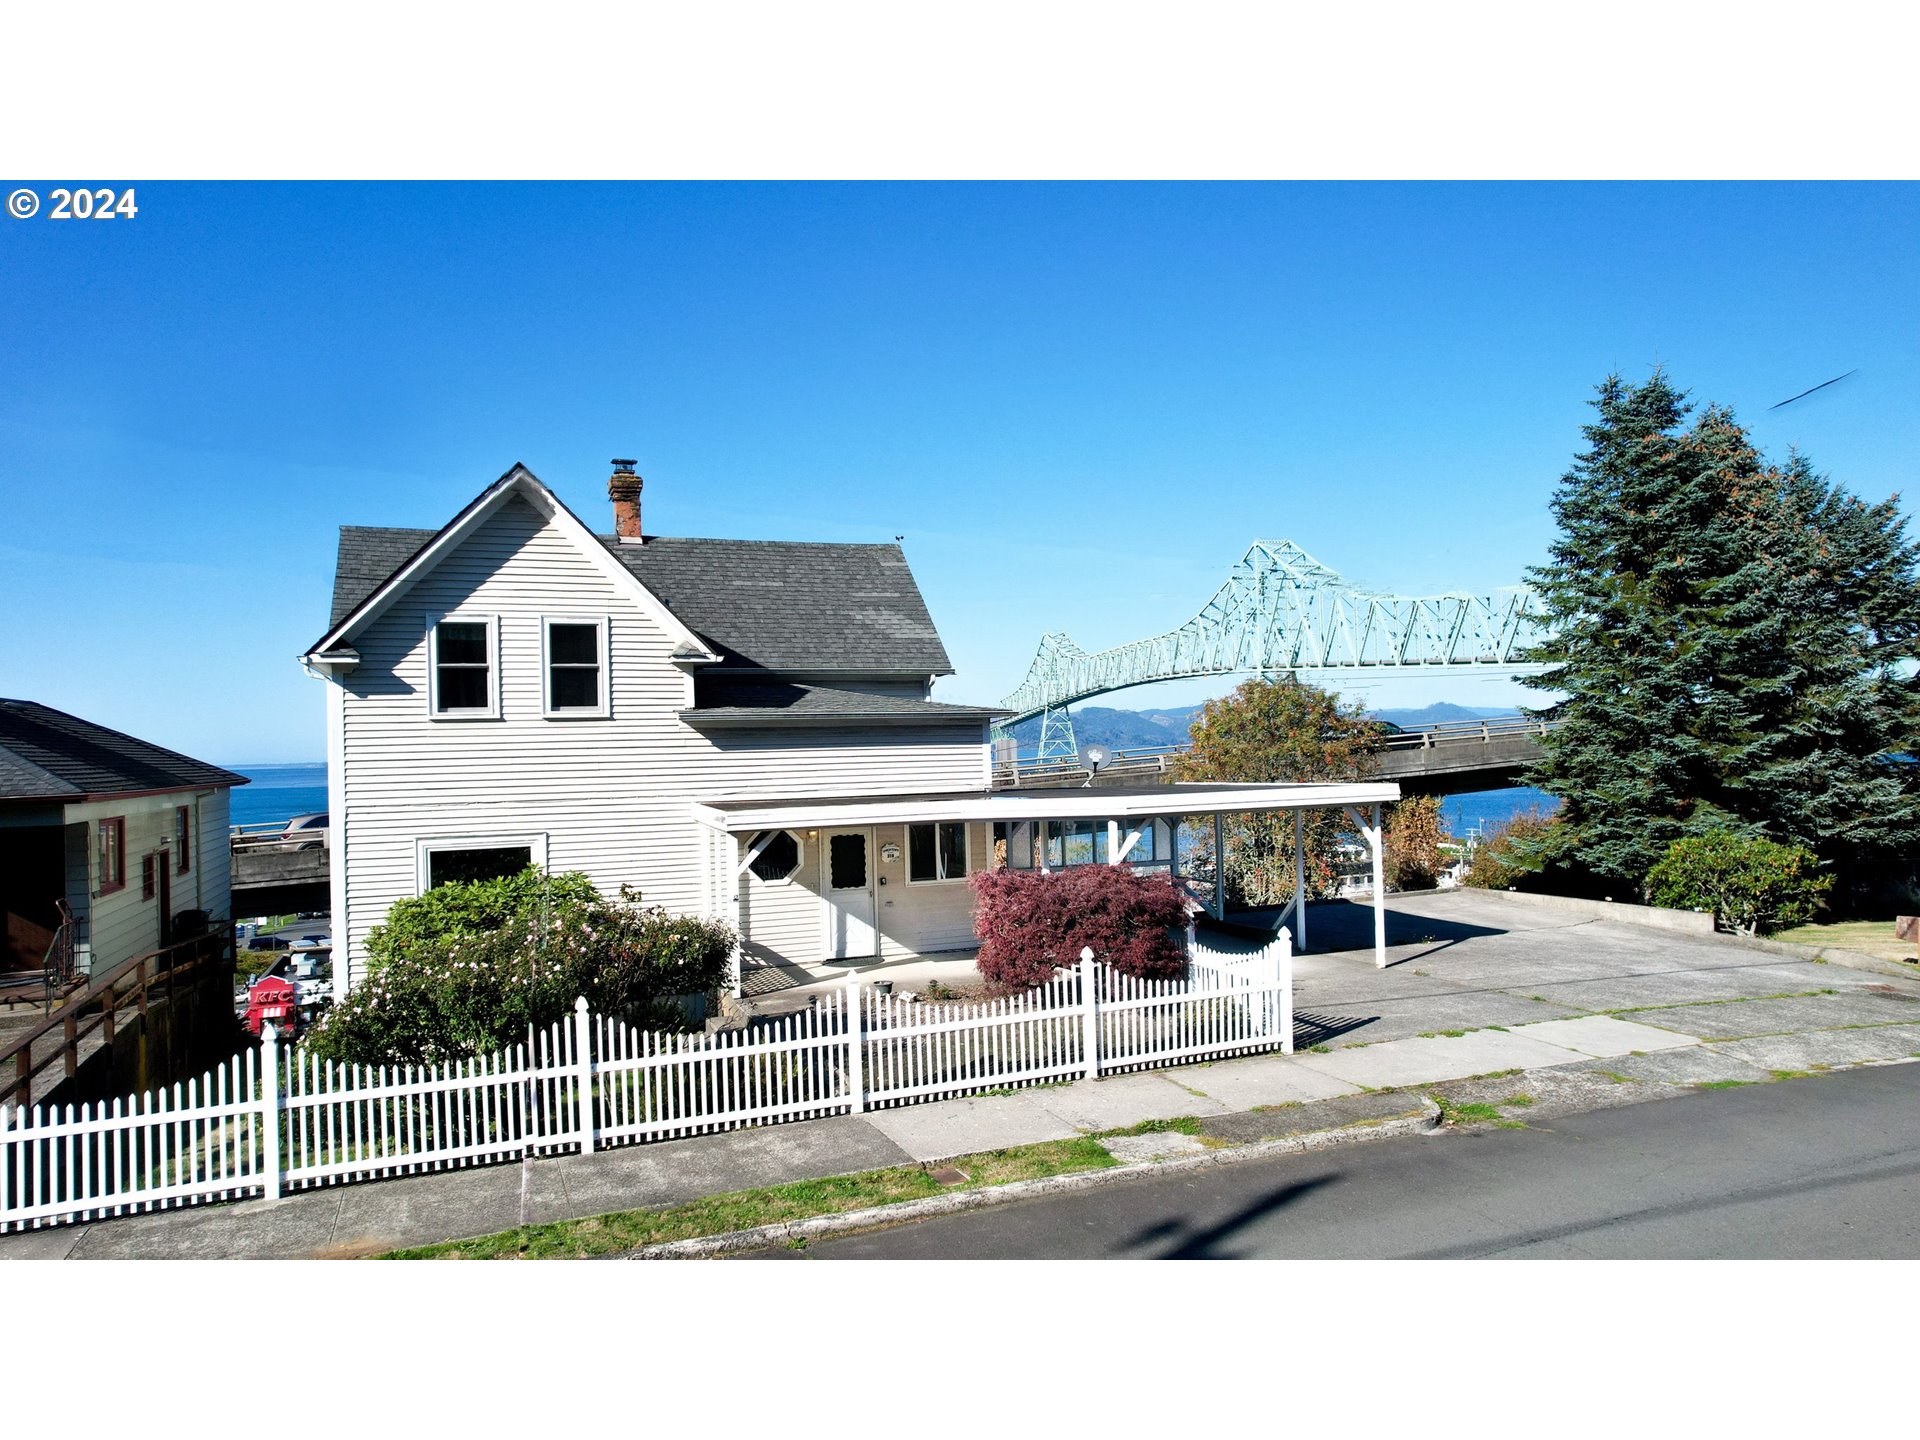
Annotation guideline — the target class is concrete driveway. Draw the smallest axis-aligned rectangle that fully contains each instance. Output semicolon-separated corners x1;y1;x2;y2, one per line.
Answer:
1284;888;1920;1054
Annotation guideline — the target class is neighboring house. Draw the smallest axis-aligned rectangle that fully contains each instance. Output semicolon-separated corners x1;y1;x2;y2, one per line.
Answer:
304;462;1401;997
0;700;245;979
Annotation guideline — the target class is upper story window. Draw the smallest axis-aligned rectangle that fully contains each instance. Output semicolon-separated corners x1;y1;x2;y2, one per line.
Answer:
908;822;969;882
175;804;193;874
96;817;126;895
543;616;610;718
428;616;499;719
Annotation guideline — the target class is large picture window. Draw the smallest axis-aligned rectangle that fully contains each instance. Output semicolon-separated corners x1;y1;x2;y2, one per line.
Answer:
429;616;498;718
908;822;968;882
427;845;531;889
415;833;548;893
543;616;609;718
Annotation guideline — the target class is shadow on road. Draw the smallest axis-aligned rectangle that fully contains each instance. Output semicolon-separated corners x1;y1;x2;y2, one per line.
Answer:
1118;1173;1340;1258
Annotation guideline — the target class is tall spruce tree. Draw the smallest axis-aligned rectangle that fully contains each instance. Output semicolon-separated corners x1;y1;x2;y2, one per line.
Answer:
1521;373;1920;897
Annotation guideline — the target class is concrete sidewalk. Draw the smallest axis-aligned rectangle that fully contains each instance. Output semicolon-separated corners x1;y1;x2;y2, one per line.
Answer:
7;889;1920;1259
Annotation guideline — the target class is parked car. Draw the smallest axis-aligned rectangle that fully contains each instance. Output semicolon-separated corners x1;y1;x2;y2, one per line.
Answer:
245;934;291;953
278;813;329;851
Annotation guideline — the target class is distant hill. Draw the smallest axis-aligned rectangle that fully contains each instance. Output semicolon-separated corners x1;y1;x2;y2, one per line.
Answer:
1004;705;1195;750
1372;703;1522;728
1006;699;1521;753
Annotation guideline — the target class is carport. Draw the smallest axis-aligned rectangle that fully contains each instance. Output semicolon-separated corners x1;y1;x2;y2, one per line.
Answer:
693;779;1402;993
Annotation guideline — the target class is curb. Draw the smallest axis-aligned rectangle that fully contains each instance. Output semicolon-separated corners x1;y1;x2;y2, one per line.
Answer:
1701;933;1920;982
626;1098;1442;1259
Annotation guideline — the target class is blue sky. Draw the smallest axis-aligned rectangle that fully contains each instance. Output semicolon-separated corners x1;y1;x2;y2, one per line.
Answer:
2;182;1915;763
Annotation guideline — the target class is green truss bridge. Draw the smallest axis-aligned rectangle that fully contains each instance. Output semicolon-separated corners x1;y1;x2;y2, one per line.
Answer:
995;540;1551;757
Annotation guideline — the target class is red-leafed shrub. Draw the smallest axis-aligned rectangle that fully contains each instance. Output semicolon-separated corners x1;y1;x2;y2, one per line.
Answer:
970;866;1192;992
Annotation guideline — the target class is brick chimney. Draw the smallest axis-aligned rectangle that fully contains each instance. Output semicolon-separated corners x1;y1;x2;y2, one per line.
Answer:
609;459;642;542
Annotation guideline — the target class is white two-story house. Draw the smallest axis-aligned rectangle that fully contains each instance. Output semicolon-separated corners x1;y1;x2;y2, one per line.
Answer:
303;462;1400;998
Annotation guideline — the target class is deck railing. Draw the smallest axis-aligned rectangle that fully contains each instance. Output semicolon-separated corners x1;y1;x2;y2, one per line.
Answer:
992;716;1562;784
3;929;233;1110
230;820;329;854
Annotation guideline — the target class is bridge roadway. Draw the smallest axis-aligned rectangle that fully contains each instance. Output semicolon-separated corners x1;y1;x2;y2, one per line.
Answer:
994;717;1554;796
231;841;331;916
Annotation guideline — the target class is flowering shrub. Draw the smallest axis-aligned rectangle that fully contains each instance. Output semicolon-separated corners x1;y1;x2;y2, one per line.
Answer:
1645;833;1831;936
363;866;603;975
305;876;735;1066
970;866;1192;992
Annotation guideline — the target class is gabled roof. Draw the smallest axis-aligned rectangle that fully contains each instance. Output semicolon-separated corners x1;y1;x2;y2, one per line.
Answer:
319;470;955;676
0;700;247;803
305;465;718;665
680;682;1003;730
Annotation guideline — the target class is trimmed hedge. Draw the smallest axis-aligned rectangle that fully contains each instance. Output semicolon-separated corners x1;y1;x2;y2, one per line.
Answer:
1645;832;1831;936
970;866;1192;992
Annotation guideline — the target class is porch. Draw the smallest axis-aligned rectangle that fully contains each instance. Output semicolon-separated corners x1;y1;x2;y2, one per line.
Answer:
693;780;1403;1000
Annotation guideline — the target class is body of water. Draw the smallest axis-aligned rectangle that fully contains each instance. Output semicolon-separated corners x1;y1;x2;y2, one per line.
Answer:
1441;786;1559;842
229;764;328;829
219;765;1554;842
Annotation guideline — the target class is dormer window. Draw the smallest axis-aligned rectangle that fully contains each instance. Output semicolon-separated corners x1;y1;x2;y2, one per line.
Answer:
543;616;610;718
429;615;499;718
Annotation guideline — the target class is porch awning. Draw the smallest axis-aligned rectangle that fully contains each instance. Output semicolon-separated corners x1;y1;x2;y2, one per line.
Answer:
694;780;1400;833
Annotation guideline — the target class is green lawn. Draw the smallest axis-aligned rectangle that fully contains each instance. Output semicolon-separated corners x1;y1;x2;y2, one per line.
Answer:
1770;918;1920;966
385;1135;1121;1259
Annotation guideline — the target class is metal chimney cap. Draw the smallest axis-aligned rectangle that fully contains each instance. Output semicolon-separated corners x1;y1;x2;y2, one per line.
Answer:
610;458;638;472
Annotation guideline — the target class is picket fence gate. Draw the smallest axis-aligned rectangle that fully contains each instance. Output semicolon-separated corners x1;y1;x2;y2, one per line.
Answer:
0;934;1292;1233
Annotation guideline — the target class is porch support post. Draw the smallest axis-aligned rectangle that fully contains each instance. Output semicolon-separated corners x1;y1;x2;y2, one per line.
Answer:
1211;811;1226;921
1106;819;1122;865
1369;802;1386;968
1292;809;1307;954
731;833;748;999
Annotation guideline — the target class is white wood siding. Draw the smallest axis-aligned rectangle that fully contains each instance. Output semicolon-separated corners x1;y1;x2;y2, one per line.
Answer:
62;789;231;973
335;496;989;988
871;820;990;960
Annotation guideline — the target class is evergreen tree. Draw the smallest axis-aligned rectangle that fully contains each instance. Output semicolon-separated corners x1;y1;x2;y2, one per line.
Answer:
1521;373;1920;896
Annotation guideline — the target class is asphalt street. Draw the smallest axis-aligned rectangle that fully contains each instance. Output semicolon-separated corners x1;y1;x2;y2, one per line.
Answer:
761;1061;1920;1259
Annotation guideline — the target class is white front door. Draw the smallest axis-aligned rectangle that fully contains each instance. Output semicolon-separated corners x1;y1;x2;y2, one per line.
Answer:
822;828;878;960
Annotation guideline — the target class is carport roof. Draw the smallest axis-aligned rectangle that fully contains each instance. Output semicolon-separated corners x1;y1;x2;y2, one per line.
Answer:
695;781;1400;832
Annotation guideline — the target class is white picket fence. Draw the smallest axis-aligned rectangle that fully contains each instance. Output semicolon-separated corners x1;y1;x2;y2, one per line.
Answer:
1;934;1292;1233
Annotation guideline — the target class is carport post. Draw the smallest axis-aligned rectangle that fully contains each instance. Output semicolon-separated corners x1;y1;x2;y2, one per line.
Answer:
1292;810;1307;953
1370;802;1386;968
1211;811;1226;921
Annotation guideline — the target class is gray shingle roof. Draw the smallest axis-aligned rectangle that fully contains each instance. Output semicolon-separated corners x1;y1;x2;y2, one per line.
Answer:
0;700;248;802
614;537;951;675
681;682;1004;729
327;528;955;677
331;527;435;628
